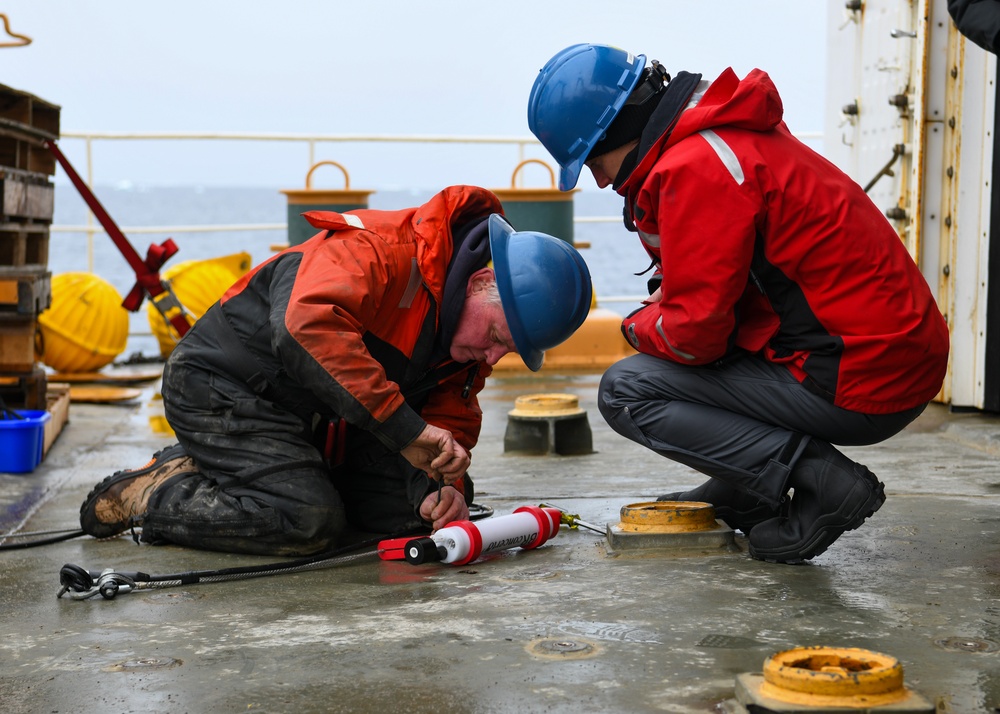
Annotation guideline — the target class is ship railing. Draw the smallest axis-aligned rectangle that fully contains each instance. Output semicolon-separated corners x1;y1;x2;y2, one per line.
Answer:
48;129;821;312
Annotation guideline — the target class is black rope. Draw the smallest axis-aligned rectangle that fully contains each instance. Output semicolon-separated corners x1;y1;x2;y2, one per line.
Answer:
0;393;27;421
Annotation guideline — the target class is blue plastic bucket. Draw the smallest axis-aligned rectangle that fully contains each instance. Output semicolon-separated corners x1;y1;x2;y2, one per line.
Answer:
0;410;51;474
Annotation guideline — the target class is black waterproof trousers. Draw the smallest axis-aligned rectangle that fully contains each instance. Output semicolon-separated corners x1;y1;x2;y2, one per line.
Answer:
144;362;435;556
598;353;926;506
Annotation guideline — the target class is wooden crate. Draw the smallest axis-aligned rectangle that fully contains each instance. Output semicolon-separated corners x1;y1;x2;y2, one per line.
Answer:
0;364;46;409
0;135;57;176
43;381;70;455
0;317;36;372
0;83;60;176
0;222;49;267
0;267;50;316
0;168;54;223
0;84;60;134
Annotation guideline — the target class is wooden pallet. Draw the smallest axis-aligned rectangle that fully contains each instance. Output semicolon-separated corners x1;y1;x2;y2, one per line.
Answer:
43;381;70;455
0;167;54;223
0;318;37;373
0;221;48;267
0;83;60;175
0;364;46;409
0;267;50;315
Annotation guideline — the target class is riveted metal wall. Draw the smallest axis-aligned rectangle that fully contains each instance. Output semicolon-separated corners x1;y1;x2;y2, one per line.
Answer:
825;0;997;410
824;0;922;249
933;0;997;411
986;80;1000;412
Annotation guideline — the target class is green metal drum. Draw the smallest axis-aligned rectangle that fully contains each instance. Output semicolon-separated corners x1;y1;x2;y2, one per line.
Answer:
492;159;579;245
280;161;374;246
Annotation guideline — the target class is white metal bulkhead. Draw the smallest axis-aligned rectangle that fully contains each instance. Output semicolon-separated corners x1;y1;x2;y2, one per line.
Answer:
824;0;995;409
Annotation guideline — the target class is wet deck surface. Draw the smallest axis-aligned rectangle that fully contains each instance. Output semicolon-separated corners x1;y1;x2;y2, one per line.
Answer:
2;371;1000;713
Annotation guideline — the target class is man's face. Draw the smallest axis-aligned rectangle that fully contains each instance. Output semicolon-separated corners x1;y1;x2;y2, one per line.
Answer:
584;140;640;189
450;268;516;365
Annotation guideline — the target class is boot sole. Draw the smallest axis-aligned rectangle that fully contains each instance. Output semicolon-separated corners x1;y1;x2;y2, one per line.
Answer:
80;471;147;538
748;474;886;564
79;444;187;538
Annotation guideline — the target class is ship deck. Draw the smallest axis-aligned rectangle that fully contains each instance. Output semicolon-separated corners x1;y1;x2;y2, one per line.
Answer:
2;371;1000;713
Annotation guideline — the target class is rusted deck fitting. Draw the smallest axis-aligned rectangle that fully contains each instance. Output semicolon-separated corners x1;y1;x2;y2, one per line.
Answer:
733;646;934;712
503;393;593;456
605;501;736;553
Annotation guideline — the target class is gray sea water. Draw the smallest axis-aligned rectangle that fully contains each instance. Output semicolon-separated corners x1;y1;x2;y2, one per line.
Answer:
50;185;653;357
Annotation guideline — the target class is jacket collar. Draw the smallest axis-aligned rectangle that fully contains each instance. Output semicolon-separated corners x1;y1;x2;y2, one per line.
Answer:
615;70;703;196
432;216;491;363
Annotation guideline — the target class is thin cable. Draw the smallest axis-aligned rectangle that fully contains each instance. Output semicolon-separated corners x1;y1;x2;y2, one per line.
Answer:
55;502;497;599
0;529;86;551
136;549;379;590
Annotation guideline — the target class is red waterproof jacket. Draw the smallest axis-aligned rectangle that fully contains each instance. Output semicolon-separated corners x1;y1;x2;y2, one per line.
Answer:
207;185;502;491
618;68;950;414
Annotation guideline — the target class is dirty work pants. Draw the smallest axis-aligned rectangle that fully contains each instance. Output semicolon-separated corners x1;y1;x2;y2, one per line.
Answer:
148;365;431;556
598;353;925;506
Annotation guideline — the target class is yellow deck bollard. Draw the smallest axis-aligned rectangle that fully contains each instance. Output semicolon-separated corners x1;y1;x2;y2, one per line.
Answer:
605;500;736;554
734;646;935;712
504;393;592;455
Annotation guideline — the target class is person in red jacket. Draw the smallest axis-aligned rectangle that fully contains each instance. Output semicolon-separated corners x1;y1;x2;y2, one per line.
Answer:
79;186;593;556
528;45;950;564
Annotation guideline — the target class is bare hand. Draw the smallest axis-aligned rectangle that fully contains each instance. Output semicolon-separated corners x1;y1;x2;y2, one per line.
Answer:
643;286;662;305
419;485;469;531
400;423;471;485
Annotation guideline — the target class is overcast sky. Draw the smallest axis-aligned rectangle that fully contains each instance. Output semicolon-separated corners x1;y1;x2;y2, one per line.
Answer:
4;1;829;190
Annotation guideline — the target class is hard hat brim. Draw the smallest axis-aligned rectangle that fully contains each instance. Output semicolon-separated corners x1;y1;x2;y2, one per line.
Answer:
558;160;585;192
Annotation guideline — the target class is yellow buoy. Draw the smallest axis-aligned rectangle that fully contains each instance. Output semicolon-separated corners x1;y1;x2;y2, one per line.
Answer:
36;272;129;373
147;252;252;358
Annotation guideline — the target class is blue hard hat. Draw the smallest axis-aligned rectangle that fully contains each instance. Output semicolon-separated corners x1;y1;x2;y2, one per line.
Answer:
528;43;646;191
488;214;593;371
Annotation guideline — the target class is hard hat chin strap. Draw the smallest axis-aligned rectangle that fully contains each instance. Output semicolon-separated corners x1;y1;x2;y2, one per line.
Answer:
626;60;670;108
588;60;670;163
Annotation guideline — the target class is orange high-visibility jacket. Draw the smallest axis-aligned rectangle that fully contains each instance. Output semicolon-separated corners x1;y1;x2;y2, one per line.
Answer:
202;185;502;465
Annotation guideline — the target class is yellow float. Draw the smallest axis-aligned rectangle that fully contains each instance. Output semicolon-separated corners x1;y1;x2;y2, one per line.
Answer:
36;272;129;373
146;252;251;358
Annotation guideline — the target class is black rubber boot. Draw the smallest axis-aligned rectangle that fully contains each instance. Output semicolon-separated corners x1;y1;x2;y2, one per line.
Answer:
748;440;885;564
657;478;784;533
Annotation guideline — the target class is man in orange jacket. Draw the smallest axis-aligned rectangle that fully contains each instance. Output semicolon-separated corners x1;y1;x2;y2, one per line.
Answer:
80;186;593;556
528;45;950;564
